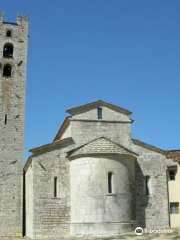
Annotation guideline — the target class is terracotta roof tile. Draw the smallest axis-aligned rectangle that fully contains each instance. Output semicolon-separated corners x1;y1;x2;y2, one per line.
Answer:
166;150;180;163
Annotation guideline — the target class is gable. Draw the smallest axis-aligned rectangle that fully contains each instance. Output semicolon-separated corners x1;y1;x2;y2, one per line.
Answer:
66;100;132;122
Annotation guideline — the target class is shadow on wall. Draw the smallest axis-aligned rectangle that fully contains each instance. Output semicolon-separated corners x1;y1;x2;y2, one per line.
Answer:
135;162;149;228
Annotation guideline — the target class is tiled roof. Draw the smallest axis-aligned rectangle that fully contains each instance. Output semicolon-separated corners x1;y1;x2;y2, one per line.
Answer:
166;150;180;163
67;137;138;158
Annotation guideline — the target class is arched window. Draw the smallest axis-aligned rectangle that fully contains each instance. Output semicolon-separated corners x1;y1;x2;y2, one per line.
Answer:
3;64;12;77
3;43;13;58
6;30;12;37
108;172;113;193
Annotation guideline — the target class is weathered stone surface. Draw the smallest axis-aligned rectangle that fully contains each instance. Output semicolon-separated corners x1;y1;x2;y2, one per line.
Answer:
0;12;28;237
24;100;169;237
70;155;136;235
25;143;71;238
132;142;169;228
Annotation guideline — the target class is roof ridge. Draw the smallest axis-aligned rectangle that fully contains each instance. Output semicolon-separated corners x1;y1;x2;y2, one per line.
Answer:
66;100;132;115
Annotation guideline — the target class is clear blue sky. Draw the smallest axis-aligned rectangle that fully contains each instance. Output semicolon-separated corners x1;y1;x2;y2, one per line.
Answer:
2;1;180;161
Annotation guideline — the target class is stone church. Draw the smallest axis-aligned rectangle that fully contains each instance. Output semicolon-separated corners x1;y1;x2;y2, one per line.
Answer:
0;12;179;238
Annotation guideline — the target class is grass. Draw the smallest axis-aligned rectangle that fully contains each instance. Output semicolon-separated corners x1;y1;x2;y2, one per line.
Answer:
173;236;180;240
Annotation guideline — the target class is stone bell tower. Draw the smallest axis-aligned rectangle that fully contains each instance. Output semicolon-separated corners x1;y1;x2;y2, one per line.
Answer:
0;11;28;236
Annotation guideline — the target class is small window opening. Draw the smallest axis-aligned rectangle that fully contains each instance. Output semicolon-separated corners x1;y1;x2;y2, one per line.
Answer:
3;64;12;77
169;170;175;181
4;115;7;125
3;43;13;58
145;176;150;195
97;107;102;119
54;177;58;198
6;30;12;37
170;202;179;214
108;172;113;193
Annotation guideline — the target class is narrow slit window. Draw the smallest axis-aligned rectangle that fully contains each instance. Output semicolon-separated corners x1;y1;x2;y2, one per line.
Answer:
108;172;113;193
97;107;102;119
145;176;150;195
4;115;7;125
54;177;58;198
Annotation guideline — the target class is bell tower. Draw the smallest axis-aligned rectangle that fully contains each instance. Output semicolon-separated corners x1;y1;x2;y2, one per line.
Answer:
0;11;28;236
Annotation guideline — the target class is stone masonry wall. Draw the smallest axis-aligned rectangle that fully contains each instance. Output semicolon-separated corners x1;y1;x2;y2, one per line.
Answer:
70;105;131;122
62;104;132;148
71;120;131;148
0;12;28;237
70;155;136;235
132;143;169;228
25;160;34;237
25;143;71;238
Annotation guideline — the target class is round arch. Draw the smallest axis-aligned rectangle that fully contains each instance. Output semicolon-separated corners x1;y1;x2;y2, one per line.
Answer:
3;64;12;77
3;43;14;58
